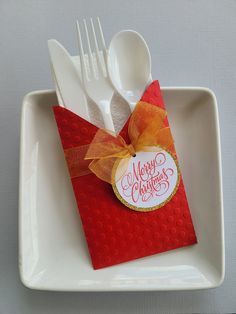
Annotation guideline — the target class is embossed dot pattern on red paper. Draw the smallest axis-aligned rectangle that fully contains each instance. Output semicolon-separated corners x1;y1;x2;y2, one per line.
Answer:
53;81;197;269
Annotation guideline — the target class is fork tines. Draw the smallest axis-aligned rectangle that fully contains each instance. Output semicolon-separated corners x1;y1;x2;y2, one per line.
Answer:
76;17;107;81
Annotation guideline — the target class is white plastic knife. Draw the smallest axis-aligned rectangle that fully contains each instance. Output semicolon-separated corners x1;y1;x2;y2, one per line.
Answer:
48;39;89;121
49;61;65;107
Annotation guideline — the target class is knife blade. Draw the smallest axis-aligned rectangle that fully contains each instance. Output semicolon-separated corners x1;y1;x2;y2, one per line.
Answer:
48;39;89;121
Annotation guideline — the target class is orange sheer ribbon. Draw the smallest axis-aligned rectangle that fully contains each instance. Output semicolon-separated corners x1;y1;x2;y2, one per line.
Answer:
64;101;175;184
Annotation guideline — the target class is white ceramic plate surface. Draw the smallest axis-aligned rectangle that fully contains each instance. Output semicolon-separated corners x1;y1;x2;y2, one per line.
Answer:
19;88;224;291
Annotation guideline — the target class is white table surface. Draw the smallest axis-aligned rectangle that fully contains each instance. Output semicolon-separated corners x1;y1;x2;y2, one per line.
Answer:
0;0;235;313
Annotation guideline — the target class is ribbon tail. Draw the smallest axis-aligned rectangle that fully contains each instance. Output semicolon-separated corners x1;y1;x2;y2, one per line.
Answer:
89;157;130;184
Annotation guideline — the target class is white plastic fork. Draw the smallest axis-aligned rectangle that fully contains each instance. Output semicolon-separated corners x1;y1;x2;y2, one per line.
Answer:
76;17;115;131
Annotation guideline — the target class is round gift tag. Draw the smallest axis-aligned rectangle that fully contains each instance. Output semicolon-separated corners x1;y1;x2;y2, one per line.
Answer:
112;150;180;212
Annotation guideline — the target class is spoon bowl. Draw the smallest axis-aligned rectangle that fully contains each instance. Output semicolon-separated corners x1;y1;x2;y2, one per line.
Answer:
108;30;152;110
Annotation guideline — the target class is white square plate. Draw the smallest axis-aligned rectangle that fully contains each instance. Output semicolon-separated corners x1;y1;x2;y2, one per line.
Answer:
19;87;224;291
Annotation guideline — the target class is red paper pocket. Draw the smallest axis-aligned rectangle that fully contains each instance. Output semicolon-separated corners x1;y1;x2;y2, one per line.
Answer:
53;81;197;269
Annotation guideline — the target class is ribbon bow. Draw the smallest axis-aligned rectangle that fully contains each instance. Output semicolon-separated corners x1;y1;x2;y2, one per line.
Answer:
65;101;174;184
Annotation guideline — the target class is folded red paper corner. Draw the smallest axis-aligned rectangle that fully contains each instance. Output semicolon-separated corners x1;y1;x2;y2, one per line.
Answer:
53;81;197;269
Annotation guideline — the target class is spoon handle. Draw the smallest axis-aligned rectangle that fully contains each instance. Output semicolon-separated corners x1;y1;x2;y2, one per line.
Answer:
129;102;136;112
99;100;115;131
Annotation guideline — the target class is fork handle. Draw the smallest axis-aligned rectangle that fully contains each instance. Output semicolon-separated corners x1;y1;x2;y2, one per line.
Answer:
99;102;115;131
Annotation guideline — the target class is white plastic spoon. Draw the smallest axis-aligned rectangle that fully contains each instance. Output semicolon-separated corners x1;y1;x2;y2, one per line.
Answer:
108;30;152;111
